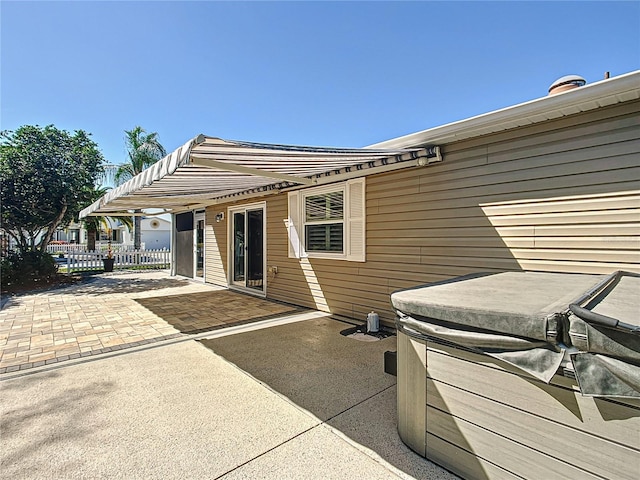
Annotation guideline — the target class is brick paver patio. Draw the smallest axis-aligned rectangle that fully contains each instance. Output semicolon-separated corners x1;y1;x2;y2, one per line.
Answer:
0;271;306;374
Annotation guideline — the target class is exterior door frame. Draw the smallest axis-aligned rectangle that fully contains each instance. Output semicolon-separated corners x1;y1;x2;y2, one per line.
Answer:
227;202;266;297
194;210;205;282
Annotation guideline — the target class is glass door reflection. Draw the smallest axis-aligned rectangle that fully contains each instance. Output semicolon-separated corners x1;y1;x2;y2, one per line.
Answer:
233;211;245;284
229;205;265;293
246;208;263;291
195;218;204;279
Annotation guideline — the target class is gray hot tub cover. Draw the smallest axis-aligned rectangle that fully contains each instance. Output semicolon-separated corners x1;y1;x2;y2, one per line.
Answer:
567;272;640;398
391;272;607;342
397;313;564;383
392;271;640;397
572;353;640;398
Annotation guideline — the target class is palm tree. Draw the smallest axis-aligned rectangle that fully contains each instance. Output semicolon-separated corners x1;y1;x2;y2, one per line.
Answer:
82;186;133;251
114;127;166;250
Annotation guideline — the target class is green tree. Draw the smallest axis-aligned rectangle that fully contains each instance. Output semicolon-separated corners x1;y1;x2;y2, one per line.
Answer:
115;126;166;250
0;125;105;253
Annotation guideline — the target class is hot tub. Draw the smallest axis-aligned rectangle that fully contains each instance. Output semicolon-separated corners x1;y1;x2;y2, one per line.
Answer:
391;271;639;480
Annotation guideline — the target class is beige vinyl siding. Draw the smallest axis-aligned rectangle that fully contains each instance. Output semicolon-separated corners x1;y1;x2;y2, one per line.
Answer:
204;101;640;325
204;208;228;287
481;191;640;273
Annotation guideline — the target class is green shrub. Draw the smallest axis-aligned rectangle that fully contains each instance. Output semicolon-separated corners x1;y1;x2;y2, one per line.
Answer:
1;250;58;288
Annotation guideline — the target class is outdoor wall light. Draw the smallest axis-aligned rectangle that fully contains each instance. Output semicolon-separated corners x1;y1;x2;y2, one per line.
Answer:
215;212;225;222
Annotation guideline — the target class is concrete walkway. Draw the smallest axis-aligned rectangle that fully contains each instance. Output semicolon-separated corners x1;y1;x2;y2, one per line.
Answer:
0;271;457;479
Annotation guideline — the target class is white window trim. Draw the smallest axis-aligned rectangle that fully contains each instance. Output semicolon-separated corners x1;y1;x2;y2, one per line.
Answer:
303;183;346;259
288;178;365;262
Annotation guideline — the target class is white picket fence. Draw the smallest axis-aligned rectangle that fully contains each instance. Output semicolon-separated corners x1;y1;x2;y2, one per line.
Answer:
47;243;145;254
57;248;170;273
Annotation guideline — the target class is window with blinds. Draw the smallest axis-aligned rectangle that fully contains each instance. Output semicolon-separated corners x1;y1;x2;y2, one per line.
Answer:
304;191;344;252
288;178;365;262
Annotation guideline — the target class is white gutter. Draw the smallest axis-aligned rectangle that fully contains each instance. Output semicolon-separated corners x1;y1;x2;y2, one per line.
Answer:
369;70;640;149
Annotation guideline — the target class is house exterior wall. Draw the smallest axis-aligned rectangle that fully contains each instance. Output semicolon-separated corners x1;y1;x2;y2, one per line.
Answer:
205;100;640;326
204;212;227;287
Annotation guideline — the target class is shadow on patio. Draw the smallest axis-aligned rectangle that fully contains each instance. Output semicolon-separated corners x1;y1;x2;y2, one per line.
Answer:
199;316;454;479
66;276;193;296
136;290;309;335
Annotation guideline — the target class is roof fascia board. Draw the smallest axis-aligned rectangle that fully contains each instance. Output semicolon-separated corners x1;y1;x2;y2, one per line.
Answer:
369;70;640;149
189;156;315;185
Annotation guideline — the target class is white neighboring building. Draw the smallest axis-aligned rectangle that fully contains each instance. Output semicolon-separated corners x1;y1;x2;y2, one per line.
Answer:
51;216;171;250
107;216;171;250
138;216;171;250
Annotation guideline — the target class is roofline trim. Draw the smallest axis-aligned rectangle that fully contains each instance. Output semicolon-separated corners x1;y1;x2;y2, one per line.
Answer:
368;70;640;150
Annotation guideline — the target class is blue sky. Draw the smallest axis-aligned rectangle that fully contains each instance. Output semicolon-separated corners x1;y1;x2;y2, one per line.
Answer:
2;1;639;166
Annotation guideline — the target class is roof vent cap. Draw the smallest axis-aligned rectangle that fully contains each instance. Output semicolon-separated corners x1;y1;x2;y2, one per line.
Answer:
548;74;586;95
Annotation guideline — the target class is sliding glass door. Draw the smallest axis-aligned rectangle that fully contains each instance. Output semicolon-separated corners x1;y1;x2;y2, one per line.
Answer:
229;204;265;294
194;211;205;281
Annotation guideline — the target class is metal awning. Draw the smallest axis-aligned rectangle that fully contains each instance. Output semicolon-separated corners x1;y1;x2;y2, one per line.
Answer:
79;135;438;217
81;71;639;218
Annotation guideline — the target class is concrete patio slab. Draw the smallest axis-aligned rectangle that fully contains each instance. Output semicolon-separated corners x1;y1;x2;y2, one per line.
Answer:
200;316;397;422
200;317;455;479
329;387;453;480
1;313;458;479
1;271;457;479
1;329;457;479
1;340;321;479
219;424;405;480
